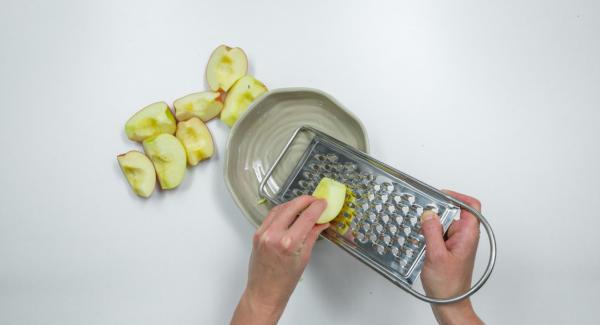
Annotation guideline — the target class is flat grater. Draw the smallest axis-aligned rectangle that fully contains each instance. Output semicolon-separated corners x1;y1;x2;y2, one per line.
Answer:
259;126;497;304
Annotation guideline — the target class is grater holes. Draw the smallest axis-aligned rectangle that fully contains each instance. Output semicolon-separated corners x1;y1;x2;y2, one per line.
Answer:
298;180;314;190
387;205;396;214
368;232;378;243
396;236;406;246
401;193;416;205
388;224;397;235
382;234;392;246
380;214;390;224
342;162;356;173
362;223;371;232
424;203;439;214
308;162;321;171
374;204;383;213
367;191;376;202
325;154;338;163
381;182;394;193
292;188;308;197
410;204;423;216
356;232;368;243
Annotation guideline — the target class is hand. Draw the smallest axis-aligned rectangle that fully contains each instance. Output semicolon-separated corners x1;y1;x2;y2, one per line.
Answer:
420;190;483;325
230;196;329;325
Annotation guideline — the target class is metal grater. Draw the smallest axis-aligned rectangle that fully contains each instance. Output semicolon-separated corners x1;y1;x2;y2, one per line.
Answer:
259;126;496;304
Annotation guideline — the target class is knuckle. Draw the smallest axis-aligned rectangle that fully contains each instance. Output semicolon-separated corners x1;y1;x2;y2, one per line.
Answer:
297;195;313;205
252;232;261;246
277;235;300;256
282;245;296;256
421;221;440;233
427;249;446;262
258;230;273;248
269;205;282;215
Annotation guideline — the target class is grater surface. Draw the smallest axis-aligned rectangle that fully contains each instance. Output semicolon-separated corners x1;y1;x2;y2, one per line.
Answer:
273;135;459;284
258;126;496;303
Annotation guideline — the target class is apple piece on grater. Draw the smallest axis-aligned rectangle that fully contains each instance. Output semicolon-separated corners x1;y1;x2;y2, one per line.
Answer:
312;177;347;224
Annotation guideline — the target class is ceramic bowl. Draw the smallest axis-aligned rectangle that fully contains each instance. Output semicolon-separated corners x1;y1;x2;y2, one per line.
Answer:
224;87;369;227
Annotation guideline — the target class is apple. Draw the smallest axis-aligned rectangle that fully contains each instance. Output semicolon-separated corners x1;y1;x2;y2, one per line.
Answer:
142;134;186;190
125;101;176;141
312;177;347;224
176;117;214;166
220;76;267;127
117;151;156;198
206;45;248;92
173;91;223;122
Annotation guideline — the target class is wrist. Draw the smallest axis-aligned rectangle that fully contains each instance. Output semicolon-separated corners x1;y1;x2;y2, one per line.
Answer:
431;299;482;325
235;289;285;325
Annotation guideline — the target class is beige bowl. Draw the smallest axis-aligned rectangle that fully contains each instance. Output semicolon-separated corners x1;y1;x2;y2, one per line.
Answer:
224;88;369;227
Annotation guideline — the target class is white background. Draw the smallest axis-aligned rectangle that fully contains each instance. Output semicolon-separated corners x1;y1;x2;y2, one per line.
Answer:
1;0;599;324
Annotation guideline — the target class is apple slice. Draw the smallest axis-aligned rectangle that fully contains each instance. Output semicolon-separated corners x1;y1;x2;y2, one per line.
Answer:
117;151;156;198
312;177;347;224
173;91;223;122
206;45;248;92
125;102;176;142
176;117;214;166
220;76;267;127
142;134;186;190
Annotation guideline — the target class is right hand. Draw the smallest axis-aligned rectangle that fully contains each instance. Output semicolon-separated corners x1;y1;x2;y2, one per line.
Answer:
230;195;329;325
419;190;484;325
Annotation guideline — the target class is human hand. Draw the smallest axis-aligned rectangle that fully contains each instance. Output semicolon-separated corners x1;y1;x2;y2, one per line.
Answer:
420;190;483;325
231;196;329;325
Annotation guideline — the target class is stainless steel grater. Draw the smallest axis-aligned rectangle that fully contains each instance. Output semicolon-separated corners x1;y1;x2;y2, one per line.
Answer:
259;126;496;304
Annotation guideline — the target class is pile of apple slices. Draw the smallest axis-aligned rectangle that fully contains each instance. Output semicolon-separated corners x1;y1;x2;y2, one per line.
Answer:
117;45;268;198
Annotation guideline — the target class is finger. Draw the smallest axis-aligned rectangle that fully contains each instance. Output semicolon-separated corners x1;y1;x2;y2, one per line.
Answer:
284;200;327;250
420;211;448;261
269;195;317;230
442;189;481;227
257;201;290;234
301;223;330;257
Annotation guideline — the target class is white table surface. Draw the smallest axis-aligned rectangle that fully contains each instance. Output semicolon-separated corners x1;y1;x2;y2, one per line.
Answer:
1;1;599;324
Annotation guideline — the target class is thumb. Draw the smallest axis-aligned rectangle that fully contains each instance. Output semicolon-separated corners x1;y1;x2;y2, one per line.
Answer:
420;211;448;261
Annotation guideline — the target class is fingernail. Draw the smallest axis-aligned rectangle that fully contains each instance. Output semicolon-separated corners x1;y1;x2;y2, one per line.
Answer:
421;210;436;223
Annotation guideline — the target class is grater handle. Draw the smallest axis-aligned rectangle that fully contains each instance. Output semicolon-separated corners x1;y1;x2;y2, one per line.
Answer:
404;200;497;304
258;126;497;305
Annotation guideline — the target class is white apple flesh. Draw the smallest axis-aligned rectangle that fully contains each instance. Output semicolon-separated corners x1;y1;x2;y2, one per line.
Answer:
220;75;267;127
173;91;223;122
117;151;156;198
125;101;176;142
206;45;248;92
312;177;347;224
176;117;214;166
142;134;186;190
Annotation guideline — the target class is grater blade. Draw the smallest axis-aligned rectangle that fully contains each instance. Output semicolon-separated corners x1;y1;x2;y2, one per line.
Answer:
258;126;497;304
